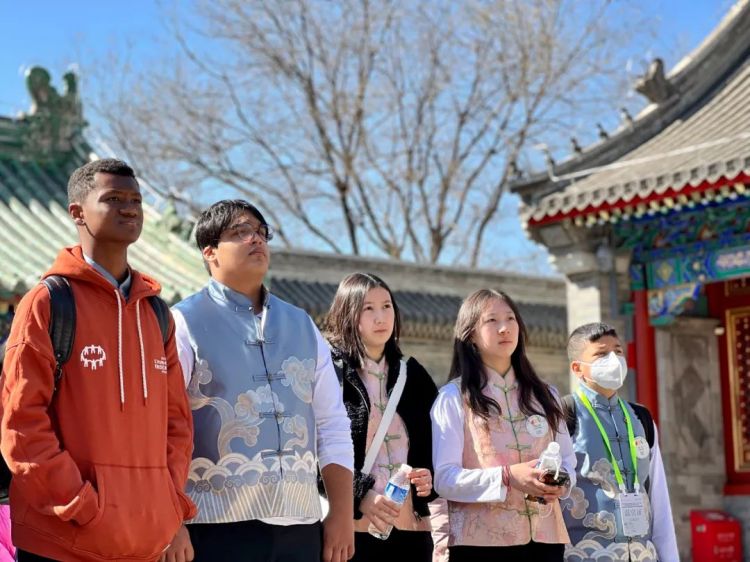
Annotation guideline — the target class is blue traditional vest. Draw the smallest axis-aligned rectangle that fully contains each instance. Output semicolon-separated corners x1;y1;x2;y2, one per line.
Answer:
562;384;657;562
175;279;322;523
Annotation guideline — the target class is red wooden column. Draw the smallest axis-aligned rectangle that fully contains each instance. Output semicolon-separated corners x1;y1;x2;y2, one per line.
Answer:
633;290;659;422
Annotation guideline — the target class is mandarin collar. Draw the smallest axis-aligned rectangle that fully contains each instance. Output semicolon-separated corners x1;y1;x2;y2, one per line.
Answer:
579;381;620;408
486;365;516;387
207;277;269;312
363;355;387;375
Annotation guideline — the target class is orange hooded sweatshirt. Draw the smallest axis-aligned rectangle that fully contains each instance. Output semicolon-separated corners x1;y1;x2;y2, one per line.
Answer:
0;246;197;561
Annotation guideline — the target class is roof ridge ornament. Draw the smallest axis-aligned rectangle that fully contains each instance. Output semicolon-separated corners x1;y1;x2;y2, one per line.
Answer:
634;58;676;104
21;66;86;161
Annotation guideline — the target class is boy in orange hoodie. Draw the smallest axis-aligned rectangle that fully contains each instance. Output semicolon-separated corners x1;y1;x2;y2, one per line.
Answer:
0;159;197;561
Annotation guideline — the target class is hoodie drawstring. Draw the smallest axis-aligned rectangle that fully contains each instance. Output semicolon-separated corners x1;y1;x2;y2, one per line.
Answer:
135;299;148;403
116;290;125;409
115;290;149;408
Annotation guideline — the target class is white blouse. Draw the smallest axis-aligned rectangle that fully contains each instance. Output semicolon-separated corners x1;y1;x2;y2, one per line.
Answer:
430;381;576;503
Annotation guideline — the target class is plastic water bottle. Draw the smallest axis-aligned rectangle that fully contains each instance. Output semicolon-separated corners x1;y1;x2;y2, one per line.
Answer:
538;441;562;477
527;442;562;504
368;463;412;540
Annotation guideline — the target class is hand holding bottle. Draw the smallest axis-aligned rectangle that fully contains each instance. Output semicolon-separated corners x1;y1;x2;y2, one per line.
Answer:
508;460;563;500
368;463;412;540
360;489;400;534
522;441;569;504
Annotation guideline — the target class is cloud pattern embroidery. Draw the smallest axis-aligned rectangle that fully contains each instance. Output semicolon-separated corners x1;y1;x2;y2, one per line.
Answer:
280;357;316;403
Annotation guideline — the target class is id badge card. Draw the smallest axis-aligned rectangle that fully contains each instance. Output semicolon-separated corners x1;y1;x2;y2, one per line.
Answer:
618;492;649;537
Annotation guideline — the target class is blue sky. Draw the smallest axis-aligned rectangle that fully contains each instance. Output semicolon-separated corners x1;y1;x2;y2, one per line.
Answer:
0;0;736;274
0;0;732;115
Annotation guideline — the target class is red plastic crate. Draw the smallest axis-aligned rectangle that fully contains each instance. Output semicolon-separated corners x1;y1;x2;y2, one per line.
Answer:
691;510;743;562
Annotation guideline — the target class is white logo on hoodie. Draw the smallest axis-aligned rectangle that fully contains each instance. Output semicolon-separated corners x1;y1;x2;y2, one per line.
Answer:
80;345;107;370
154;356;168;374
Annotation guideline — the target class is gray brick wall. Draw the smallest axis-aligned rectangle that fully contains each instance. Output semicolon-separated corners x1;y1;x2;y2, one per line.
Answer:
655;319;726;562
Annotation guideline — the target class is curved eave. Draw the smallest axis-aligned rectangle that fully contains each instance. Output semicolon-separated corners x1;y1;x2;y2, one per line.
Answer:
525;174;750;229
522;48;750;225
513;0;750;205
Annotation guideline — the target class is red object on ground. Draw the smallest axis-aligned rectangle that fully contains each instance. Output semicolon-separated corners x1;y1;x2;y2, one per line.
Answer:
691;510;743;562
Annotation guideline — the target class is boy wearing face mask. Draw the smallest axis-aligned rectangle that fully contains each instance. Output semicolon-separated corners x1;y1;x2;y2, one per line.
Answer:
560;323;678;562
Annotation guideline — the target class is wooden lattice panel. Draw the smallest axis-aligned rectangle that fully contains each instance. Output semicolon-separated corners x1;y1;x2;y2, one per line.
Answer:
729;307;750;471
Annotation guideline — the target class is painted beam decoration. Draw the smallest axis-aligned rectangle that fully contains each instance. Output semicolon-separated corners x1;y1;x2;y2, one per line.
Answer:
646;244;750;288
640;245;750;323
614;195;750;262
617;190;750;323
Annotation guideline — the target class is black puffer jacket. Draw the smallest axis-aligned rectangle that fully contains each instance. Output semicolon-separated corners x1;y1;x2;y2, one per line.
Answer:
330;346;439;519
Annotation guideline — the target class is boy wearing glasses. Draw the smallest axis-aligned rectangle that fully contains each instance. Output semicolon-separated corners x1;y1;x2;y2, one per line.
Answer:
166;200;355;562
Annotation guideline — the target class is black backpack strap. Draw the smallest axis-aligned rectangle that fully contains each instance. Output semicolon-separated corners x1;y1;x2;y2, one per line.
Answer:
562;394;577;437
147;296;170;345
41;275;76;391
628;401;655;449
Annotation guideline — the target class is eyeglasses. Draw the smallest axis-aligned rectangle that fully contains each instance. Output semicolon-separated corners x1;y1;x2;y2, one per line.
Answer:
224;222;274;243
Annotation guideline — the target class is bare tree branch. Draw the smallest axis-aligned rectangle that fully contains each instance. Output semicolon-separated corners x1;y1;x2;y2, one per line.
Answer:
88;0;651;267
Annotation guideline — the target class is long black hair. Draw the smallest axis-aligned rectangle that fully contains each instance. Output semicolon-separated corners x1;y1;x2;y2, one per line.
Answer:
448;289;564;432
324;272;403;370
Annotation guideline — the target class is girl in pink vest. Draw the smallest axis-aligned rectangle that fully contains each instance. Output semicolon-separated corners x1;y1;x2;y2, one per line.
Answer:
325;273;440;562
431;289;576;562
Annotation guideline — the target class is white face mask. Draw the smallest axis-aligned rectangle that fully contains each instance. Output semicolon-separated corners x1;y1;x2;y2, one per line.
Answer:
581;352;628;390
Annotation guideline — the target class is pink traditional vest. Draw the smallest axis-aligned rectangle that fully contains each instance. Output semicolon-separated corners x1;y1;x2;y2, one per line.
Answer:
354;358;430;533
448;368;569;547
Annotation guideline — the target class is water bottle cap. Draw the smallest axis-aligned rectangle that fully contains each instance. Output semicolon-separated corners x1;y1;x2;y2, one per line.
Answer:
399;463;413;474
546;442;560;454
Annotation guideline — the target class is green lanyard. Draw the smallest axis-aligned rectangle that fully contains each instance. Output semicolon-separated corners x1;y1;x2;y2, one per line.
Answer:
577;390;640;494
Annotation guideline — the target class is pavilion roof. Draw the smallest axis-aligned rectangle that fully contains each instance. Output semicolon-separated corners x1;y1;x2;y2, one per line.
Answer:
512;0;750;227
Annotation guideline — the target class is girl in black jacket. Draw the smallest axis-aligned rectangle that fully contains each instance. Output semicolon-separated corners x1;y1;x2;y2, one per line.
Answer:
325;273;439;562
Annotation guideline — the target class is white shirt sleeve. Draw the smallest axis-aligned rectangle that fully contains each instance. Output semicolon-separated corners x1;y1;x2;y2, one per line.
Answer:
431;383;507;503
556;416;577;499
309;318;354;472
648;426;680;562
551;388;577;498
171;308;194;388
